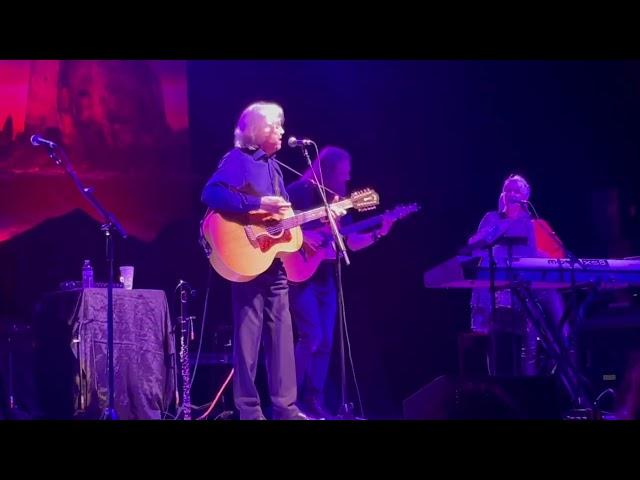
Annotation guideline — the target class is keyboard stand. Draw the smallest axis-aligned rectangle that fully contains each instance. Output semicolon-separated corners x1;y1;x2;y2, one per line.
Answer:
511;283;593;409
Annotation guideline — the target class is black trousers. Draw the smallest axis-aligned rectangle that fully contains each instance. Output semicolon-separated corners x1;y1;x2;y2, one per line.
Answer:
231;259;299;419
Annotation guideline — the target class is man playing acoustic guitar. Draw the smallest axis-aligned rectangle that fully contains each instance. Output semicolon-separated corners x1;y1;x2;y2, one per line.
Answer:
201;102;307;420
201;105;376;420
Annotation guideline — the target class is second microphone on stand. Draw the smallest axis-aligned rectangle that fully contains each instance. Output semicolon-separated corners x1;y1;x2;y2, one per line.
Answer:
288;136;314;148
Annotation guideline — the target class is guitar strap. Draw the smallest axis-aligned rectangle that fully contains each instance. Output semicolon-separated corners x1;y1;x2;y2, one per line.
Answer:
271;160;281;197
199;208;213;257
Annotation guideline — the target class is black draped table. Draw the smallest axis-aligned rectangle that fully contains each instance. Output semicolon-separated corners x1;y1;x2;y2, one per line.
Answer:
34;288;176;419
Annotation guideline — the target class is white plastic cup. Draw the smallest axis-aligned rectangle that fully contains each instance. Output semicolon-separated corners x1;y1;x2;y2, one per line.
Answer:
119;266;135;290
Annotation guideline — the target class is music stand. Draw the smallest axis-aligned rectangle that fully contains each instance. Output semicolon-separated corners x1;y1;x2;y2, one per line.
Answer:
464;220;528;376
485;234;529;376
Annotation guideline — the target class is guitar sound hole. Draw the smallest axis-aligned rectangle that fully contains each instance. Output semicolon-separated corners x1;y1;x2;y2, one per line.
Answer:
264;219;283;237
256;229;292;252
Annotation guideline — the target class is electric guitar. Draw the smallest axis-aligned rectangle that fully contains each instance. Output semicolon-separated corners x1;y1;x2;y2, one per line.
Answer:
282;203;420;283
200;189;380;282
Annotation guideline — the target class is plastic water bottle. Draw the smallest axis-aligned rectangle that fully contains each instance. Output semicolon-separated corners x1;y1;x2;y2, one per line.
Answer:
82;259;94;288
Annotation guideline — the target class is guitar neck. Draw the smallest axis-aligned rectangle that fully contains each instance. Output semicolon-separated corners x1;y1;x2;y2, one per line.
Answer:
281;199;354;229
340;214;384;236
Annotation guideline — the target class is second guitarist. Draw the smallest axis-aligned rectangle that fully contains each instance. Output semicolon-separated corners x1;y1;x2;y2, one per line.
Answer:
287;146;395;420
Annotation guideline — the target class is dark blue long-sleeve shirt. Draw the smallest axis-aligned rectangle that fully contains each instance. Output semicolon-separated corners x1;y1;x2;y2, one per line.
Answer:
287;177;353;235
201;147;289;214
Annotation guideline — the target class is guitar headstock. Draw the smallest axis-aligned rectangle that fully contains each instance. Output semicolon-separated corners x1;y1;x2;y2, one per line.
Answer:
387;203;421;221
350;189;380;212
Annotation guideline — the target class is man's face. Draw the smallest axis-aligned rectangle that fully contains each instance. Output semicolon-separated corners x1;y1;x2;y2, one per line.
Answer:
334;159;351;189
259;117;284;156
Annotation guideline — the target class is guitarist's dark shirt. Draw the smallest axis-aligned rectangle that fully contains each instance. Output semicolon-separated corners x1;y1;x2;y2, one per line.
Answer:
289;177;353;222
201;147;288;213
287;178;352;253
287;179;327;230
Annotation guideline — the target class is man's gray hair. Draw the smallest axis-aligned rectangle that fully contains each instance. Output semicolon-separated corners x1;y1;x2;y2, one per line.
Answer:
234;102;284;149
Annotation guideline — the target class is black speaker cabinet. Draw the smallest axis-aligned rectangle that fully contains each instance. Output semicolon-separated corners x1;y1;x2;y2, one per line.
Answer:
403;374;566;419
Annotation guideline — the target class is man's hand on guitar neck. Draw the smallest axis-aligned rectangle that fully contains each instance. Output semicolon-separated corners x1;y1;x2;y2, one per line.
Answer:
319;195;348;223
330;195;348;217
345;211;396;251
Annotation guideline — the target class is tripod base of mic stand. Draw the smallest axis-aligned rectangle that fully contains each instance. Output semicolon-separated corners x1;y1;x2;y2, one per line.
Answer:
4;406;32;420
100;407;119;420
333;402;366;420
214;410;236;420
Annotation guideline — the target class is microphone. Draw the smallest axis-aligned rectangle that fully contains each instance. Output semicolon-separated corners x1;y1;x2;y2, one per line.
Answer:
500;193;528;212
505;197;529;206
30;134;58;149
287;136;313;148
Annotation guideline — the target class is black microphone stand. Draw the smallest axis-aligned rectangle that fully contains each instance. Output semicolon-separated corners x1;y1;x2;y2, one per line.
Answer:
300;145;359;419
526;203;593;408
300;146;350;267
44;143;126;420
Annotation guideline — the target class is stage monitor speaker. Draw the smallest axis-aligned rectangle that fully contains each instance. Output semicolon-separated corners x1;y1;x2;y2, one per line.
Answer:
578;305;640;396
403;374;566;419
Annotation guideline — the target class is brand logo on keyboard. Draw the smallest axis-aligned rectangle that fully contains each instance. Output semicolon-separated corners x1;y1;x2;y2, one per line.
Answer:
582;258;609;267
547;258;609;267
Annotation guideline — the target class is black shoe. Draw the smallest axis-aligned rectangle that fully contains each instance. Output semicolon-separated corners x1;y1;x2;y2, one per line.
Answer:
287;411;310;420
274;410;310;420
300;397;333;420
240;413;268;420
